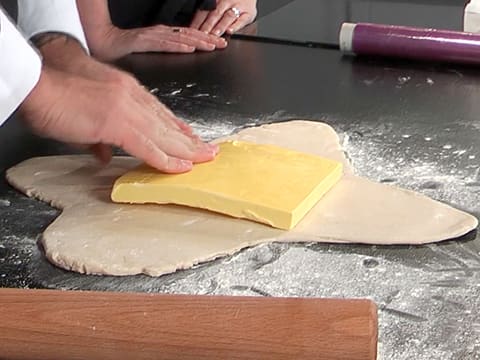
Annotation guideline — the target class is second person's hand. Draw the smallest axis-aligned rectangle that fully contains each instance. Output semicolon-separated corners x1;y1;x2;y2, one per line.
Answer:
190;0;257;36
76;0;227;62
94;24;228;61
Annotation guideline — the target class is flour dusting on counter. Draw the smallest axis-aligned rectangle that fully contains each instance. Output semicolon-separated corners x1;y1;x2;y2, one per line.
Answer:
339;119;480;215
2;115;480;360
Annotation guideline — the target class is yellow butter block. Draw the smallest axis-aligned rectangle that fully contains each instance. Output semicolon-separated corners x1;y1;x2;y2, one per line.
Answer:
111;141;343;230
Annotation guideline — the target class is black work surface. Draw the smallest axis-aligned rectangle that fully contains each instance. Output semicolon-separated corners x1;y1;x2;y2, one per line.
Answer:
2;9;480;360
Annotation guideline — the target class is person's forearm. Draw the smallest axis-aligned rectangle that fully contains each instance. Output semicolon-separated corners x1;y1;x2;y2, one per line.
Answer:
0;8;42;123
33;33;89;74
76;0;117;57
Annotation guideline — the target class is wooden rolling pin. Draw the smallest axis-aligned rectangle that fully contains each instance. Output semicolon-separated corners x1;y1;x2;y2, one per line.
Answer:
0;289;377;360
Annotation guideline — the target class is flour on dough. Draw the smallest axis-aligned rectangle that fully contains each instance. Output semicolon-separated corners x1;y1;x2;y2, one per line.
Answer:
6;121;478;276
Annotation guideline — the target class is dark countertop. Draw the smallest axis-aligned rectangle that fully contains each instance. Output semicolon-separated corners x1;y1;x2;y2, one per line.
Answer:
1;1;480;359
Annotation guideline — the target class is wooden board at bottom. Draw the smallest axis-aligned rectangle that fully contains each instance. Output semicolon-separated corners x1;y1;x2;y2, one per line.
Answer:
0;288;377;360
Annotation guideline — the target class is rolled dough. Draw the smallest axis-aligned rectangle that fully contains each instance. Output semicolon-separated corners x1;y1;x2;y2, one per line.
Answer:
6;121;478;276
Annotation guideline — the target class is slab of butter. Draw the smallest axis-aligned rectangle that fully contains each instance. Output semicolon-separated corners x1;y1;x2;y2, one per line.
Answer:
111;141;343;230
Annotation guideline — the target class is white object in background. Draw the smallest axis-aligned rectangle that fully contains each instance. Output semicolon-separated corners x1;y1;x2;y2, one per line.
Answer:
339;23;356;53
464;0;480;33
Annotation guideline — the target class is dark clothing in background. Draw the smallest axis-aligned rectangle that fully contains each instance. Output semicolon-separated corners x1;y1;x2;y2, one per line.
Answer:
108;0;216;28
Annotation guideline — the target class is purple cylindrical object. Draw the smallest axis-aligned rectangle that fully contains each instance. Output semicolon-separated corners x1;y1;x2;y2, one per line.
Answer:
339;22;480;65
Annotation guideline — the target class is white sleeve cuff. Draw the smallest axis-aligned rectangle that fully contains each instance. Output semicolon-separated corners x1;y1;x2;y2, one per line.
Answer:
0;9;41;124
17;0;88;52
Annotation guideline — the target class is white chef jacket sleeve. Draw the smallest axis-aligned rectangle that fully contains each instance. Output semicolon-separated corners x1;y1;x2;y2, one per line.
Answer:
0;8;41;124
17;0;88;51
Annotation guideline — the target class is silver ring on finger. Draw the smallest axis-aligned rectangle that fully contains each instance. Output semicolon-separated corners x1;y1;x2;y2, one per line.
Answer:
229;7;241;18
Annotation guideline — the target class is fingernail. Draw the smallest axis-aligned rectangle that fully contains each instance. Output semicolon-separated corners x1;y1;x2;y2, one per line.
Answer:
228;28;235;34
214;29;221;36
202;142;218;155
209;143;220;154
179;159;193;169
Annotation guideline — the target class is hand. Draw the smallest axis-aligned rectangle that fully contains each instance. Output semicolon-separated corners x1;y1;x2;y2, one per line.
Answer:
76;0;228;61
22;35;218;173
191;0;257;36
19;66;218;173
92;24;228;62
